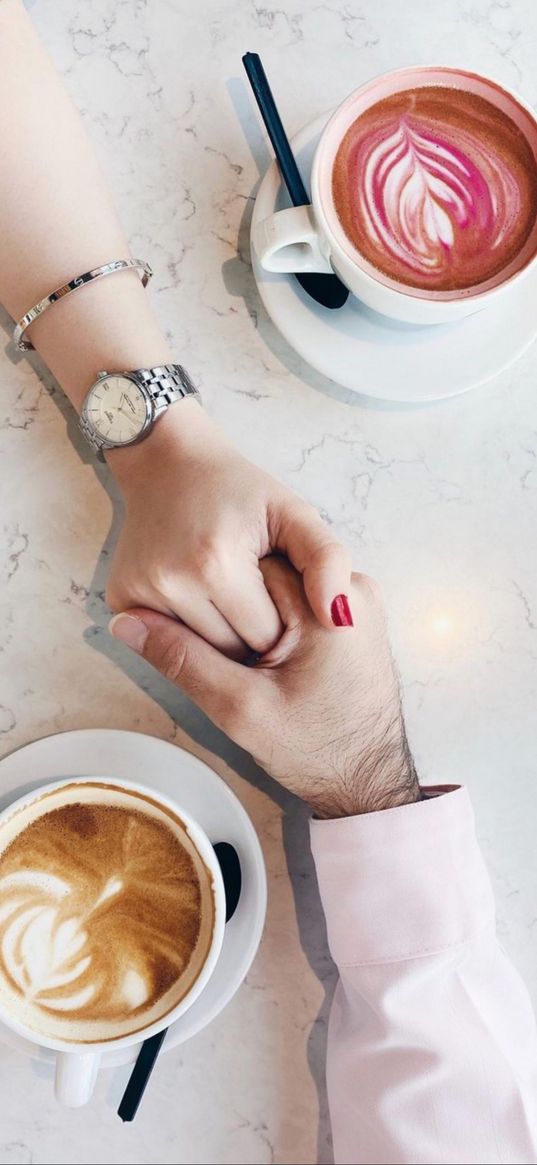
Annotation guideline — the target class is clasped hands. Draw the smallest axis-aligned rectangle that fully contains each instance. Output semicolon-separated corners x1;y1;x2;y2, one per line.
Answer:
107;403;419;816
110;556;420;819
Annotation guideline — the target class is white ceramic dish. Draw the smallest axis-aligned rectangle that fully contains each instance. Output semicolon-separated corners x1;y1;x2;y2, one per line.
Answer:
250;112;537;402
0;729;267;1069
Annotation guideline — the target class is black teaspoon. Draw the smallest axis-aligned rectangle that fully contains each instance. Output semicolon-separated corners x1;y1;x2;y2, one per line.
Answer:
242;52;349;309
117;842;242;1122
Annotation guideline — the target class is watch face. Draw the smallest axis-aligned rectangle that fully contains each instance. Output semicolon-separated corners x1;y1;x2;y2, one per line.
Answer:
86;376;148;445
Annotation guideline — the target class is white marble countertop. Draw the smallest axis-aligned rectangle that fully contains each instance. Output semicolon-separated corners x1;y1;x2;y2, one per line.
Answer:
1;1;537;1162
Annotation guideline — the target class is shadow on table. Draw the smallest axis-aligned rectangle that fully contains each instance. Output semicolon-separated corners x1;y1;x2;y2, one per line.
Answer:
0;89;350;1154
82;519;338;1164
0;277;337;1165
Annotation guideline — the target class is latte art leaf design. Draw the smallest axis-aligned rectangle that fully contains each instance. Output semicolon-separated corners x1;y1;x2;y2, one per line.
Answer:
360;118;519;278
0;871;118;1010
0;802;204;1033
332;86;537;292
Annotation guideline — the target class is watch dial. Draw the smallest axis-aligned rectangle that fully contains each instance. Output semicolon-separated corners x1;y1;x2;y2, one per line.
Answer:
86;376;148;444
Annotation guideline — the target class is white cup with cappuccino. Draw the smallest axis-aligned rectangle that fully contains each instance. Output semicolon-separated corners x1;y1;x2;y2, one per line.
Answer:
0;777;226;1106
253;66;537;325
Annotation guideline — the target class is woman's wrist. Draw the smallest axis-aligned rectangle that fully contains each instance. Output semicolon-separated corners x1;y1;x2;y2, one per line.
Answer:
105;397;219;489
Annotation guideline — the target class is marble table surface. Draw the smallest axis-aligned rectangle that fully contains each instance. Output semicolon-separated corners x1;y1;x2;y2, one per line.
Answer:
1;1;537;1162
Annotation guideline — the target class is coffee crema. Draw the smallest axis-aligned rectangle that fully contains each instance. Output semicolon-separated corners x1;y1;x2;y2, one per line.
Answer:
0;783;215;1043
331;85;537;292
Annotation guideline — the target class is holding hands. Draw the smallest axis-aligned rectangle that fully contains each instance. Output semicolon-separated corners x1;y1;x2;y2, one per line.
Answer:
110;557;420;818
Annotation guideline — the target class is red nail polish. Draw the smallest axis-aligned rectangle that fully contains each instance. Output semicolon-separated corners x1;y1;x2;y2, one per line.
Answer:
331;594;354;628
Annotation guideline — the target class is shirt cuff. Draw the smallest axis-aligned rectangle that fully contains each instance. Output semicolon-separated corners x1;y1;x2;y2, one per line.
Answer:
310;785;495;967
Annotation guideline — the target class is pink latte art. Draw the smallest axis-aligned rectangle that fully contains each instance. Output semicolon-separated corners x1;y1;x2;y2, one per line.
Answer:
332;87;537;292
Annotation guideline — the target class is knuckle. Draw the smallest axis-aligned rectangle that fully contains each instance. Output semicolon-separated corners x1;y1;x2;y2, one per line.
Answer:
193;535;228;586
281;498;319;537
106;573;155;614
298;499;321;521
107;556;161;613
295;500;324;530
157;635;189;685
310;537;349;570
146;564;175;598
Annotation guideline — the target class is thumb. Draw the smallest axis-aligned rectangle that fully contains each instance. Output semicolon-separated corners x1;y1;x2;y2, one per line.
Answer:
109;608;258;738
271;500;353;630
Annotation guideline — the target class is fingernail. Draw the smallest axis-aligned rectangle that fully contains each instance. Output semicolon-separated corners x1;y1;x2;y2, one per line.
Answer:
109;613;148;653
331;594;354;628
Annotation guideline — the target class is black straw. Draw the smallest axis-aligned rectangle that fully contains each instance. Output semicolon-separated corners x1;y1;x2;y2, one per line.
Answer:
242;52;348;309
118;1029;168;1122
243;52;309;206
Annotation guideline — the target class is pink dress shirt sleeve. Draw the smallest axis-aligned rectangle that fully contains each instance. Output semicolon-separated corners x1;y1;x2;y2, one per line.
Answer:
310;786;537;1165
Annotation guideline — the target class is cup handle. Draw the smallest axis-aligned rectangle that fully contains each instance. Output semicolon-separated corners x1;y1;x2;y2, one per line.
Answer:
252;205;333;275
55;1050;101;1107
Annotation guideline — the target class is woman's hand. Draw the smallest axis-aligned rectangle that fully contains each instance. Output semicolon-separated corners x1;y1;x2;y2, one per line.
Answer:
109;558;420;818
106;400;352;657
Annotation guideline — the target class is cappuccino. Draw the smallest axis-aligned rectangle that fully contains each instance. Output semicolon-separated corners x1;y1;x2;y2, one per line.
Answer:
332;85;537;294
0;782;215;1043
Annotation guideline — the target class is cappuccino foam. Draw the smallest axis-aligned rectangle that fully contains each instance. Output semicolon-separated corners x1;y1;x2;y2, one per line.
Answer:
331;85;537;293
0;782;215;1043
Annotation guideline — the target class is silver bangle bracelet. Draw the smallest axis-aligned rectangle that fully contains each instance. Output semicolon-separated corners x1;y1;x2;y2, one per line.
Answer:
13;258;153;351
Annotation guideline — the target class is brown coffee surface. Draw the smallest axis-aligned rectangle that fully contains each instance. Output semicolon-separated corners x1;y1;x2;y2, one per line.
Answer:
331;86;537;291
0;802;203;1033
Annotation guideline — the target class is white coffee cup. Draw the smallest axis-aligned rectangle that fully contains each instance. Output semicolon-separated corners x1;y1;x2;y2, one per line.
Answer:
0;777;226;1106
252;66;537;325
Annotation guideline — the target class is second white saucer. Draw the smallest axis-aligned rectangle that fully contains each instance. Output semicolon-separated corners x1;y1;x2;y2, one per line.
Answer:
0;729;267;1069
251;113;537;403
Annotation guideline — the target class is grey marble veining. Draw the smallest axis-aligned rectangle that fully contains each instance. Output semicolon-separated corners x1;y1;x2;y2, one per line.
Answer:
1;1;537;1162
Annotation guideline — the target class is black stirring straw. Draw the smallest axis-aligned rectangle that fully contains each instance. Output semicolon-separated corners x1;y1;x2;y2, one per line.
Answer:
242;52;348;309
118;842;242;1122
117;1029;167;1122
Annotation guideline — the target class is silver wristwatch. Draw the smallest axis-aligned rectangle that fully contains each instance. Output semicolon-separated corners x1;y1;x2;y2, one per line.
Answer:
79;363;200;460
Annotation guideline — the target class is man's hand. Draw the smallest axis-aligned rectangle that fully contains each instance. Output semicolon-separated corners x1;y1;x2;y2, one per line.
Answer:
109;558;420;818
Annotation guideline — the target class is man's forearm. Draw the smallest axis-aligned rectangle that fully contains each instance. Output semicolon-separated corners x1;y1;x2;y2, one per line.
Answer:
0;1;171;415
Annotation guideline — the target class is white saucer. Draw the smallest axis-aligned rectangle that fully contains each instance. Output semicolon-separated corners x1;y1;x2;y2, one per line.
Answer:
251;113;537;402
0;729;267;1068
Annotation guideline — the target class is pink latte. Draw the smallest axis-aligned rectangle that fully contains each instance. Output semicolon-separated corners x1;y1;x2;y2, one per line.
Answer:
332;86;537;292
